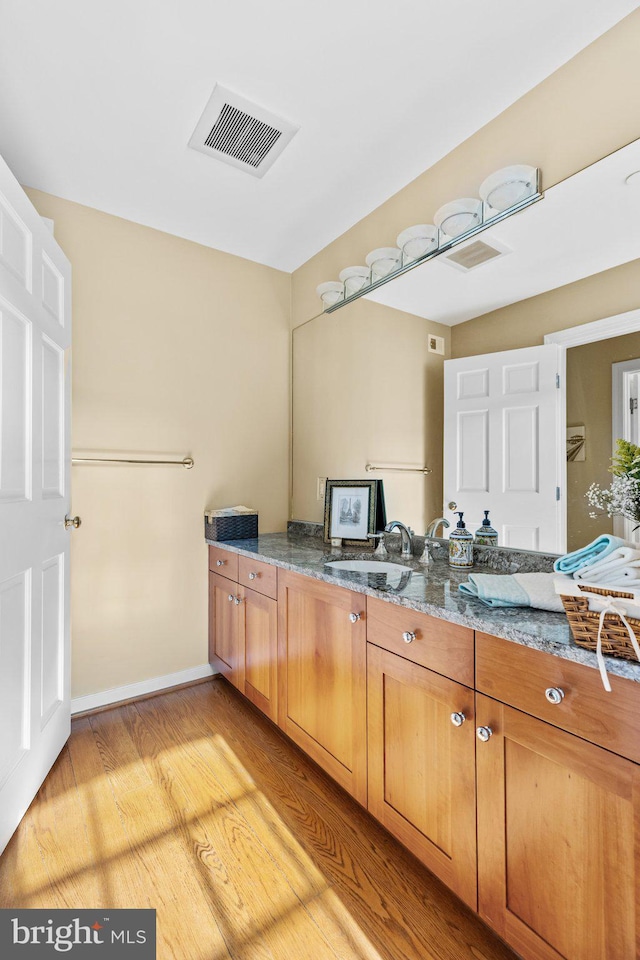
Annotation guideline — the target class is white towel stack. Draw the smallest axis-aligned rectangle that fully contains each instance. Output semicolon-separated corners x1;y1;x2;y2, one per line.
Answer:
574;545;640;587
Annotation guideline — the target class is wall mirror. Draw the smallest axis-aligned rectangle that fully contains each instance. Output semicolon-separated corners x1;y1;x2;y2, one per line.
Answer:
292;138;640;554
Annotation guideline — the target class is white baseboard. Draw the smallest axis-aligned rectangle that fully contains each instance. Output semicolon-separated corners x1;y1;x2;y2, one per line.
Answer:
71;663;216;715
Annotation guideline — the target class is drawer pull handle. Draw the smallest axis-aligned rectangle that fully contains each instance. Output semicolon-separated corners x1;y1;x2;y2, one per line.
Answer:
545;687;565;705
450;712;466;727
234;596;244;605
476;726;492;742
216;559;226;567
349;612;361;623
227;594;234;603
248;572;260;580
402;631;416;644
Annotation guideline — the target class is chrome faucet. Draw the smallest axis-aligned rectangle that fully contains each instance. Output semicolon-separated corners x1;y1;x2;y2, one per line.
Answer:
385;520;413;558
426;517;450;538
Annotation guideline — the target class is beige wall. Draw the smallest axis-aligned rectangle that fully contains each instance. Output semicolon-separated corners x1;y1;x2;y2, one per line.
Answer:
566;332;640;551
451;259;640;358
292;298;449;533
291;9;640;329
27;189;290;700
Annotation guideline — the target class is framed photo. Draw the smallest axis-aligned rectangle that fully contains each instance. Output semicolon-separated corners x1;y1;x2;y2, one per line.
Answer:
323;479;386;546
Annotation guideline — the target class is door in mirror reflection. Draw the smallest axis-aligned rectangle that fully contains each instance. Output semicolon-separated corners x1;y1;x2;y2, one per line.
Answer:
444;344;564;553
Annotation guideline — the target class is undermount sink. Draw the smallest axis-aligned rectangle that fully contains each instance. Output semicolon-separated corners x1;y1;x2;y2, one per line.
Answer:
325;560;412;574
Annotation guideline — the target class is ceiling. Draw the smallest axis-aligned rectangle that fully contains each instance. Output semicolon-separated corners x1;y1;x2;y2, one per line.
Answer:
0;0;638;272
366;138;640;324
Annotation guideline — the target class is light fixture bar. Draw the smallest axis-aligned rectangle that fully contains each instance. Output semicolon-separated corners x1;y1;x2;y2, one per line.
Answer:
325;170;542;314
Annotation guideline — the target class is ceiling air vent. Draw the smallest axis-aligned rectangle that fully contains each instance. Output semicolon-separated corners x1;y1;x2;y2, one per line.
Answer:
188;85;299;178
440;238;509;272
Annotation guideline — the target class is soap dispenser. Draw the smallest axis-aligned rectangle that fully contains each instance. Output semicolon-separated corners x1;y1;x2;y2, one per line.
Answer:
475;510;498;546
449;512;474;568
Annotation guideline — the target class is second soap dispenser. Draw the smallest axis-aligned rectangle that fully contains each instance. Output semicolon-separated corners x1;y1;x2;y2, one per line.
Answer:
475;510;498;546
449;512;474;569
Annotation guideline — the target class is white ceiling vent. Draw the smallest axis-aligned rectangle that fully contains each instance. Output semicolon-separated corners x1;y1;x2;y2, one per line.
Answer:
188;85;299;178
440;237;510;273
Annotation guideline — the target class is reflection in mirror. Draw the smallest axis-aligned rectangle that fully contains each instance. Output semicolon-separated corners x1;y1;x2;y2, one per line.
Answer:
293;139;640;554
292;296;448;533
567;331;640;551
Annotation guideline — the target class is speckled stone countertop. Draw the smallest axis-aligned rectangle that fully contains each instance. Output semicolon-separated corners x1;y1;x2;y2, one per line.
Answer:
205;530;640;684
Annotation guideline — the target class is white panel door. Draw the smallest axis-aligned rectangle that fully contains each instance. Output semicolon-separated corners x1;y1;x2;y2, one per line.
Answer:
444;344;565;553
0;154;72;854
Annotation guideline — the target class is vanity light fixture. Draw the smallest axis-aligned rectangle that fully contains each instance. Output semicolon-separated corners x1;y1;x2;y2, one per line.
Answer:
434;198;483;238
396;224;438;264
316;280;344;309
339;265;370;297
316;164;541;313
365;247;402;282
625;170;640;186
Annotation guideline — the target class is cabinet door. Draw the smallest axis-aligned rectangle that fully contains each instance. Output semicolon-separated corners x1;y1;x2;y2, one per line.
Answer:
367;644;477;908
476;694;640;960
239;585;277;722
277;569;367;804
208;571;243;691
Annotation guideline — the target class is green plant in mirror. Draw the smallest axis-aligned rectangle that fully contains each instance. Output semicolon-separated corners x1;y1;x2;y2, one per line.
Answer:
610;438;640;479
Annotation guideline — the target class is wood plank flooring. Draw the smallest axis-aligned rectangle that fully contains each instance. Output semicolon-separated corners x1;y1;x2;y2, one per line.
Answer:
0;678;518;960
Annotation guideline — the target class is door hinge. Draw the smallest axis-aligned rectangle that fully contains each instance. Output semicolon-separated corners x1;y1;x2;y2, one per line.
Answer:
556;374;560;389
556;487;561;501
630;398;638;415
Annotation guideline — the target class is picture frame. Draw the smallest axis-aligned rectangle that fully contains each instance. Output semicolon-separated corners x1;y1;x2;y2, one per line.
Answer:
323;479;386;546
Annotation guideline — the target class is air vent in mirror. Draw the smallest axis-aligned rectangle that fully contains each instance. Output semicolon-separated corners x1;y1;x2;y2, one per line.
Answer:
441;238;509;272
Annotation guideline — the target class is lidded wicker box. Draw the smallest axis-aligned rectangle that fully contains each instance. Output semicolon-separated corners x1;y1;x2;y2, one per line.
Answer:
204;506;258;541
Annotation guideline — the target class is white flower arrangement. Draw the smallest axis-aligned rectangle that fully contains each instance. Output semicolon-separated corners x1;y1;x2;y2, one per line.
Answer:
586;439;640;529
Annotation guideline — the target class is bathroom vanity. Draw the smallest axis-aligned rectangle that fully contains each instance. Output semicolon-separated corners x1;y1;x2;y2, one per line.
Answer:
206;530;640;960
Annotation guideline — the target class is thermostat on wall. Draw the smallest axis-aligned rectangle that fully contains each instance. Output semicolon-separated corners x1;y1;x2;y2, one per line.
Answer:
428;334;445;355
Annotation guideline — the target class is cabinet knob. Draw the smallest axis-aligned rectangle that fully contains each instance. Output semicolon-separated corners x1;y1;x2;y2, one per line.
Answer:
349;612;361;623
234;596;244;605
216;559;226;567
545;687;565;705
476;726;493;742
227;594;234;602
402;631;416;644
248;572;259;580
450;712;466;727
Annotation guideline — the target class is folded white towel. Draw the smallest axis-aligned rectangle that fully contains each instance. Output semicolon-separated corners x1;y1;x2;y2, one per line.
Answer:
513;573;568;613
573;546;640;585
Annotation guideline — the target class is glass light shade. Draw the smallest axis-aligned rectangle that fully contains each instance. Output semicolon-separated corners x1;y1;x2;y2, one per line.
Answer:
479;165;537;212
316;280;344;309
434;199;483;239
339;266;370;297
396;225;438;263
365;247;401;281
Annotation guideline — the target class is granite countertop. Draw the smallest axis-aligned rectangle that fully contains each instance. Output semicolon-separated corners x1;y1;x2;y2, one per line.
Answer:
205;530;640;684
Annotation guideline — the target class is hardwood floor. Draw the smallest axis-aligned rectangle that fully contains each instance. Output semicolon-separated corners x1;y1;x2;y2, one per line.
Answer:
0;678;518;960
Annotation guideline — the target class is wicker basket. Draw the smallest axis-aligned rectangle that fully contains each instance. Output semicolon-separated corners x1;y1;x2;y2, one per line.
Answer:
560;584;640;661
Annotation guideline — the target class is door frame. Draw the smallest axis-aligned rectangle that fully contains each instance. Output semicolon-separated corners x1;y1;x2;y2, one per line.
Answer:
545;307;640;548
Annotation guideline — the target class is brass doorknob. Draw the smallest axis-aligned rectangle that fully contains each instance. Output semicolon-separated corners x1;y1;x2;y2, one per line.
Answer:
64;516;81;529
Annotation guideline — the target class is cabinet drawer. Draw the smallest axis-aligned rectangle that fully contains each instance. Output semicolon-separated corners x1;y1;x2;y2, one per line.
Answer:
208;545;238;581
476;632;640;763
238;555;277;599
366;596;474;687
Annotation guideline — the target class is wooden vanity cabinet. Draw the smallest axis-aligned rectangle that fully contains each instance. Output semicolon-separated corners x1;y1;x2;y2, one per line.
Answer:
277;569;368;804
367;643;477;908
208;548;278;722
475;633;640;960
